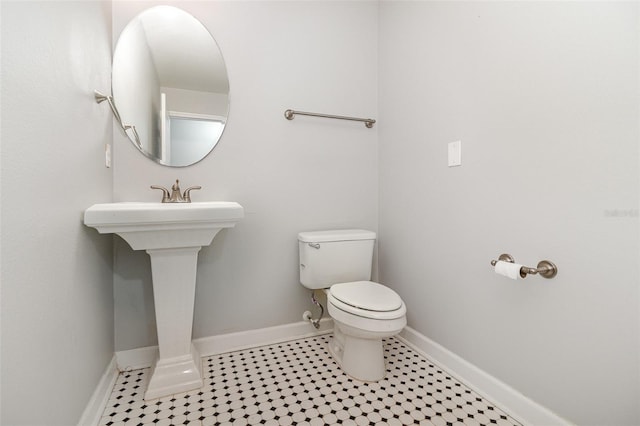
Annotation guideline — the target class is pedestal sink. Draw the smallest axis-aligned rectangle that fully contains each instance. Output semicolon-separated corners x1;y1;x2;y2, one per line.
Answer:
84;201;244;399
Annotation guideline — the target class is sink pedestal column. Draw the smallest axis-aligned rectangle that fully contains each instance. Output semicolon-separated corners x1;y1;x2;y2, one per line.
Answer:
145;247;203;400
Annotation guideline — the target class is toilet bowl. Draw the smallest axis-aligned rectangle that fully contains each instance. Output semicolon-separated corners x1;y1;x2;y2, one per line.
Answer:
298;230;407;381
326;281;406;381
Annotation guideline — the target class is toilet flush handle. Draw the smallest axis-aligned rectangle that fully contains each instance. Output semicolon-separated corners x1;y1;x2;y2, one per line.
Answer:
308;243;321;249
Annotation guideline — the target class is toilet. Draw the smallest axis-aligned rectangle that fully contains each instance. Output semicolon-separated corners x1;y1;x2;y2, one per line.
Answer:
298;229;407;381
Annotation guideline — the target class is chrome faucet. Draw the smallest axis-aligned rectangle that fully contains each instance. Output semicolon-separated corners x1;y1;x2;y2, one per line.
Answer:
151;179;201;203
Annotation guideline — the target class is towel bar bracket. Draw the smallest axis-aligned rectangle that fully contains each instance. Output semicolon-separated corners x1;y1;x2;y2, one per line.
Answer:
95;90;141;148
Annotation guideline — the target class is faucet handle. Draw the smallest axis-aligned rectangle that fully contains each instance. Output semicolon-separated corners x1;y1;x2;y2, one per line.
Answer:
150;185;171;203
182;186;202;203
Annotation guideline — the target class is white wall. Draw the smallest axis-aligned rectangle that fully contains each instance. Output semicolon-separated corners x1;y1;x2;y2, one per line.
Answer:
111;1;379;351
0;1;114;425
162;87;228;117
378;2;639;424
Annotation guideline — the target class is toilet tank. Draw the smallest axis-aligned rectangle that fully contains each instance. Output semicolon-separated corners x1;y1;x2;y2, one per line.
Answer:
298;229;376;289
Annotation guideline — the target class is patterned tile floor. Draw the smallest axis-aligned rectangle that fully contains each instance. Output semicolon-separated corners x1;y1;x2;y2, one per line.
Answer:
100;335;523;426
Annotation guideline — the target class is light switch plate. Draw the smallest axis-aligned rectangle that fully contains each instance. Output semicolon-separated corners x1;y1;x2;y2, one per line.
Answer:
105;144;112;168
448;140;461;167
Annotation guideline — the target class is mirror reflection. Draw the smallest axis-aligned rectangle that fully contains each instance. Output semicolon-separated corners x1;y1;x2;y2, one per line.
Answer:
112;6;229;167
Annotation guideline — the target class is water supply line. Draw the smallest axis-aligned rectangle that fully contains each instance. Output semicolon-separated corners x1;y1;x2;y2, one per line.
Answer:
303;290;324;329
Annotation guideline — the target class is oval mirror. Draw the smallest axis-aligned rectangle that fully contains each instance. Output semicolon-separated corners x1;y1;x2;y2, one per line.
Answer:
112;6;229;167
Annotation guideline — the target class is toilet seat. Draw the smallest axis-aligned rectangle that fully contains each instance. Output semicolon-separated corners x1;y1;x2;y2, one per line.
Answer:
328;281;406;320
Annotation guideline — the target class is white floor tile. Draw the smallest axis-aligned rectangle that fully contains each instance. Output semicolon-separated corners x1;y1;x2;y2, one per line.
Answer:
100;335;522;425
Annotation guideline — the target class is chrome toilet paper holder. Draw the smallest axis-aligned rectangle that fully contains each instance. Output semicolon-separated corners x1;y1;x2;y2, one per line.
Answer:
490;253;558;279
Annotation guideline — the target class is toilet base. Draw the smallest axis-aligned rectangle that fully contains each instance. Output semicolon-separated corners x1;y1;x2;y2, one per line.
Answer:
328;322;387;382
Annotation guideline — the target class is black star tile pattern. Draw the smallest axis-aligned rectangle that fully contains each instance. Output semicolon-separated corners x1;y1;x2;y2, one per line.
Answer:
100;335;523;425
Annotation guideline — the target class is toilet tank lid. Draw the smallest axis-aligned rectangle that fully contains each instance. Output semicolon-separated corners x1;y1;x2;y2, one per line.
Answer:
298;229;376;243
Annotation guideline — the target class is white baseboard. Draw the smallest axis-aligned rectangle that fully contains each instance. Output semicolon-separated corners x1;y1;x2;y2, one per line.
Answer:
398;326;572;426
115;345;159;371
115;318;333;370
77;355;118;426
195;317;333;357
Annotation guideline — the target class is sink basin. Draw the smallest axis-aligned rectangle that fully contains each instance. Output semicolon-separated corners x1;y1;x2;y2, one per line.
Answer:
84;201;244;399
84;201;244;250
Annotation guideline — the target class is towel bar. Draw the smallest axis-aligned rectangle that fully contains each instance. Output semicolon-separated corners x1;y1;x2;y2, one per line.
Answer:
284;109;376;128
